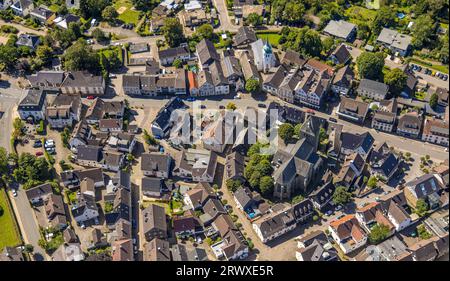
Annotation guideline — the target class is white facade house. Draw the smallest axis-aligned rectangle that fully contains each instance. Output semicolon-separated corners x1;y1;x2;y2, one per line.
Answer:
17;89;46;121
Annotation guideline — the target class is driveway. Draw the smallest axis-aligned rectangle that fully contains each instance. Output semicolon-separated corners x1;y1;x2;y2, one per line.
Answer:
0;19;47;36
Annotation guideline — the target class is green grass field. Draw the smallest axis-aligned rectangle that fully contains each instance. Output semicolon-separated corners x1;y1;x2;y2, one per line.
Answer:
256;32;282;47
99;46;124;63
345;6;377;25
113;0;141;25
0;189;22;251
366;0;380;10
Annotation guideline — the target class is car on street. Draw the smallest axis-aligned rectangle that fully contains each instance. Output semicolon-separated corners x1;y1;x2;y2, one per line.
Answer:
328;117;337;122
335;205;342;211
35;151;43;156
87;95;95;100
233;95;241;99
33;141;42;148
12;189;17;197
258;103;266;108
306;109;315;115
325;210;333;216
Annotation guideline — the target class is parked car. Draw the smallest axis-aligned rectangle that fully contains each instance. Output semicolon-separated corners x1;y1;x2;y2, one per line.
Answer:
12;189;17;197
219;105;225;109
258;103;266;108
87;95;95;100
325;210;333;216
307;109;315;115
335;205;342;211
328;117;338;123
35;151;43;156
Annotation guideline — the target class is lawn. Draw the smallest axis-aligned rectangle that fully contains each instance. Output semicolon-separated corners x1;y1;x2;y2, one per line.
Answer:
366;0;380;10
414;91;426;101
113;0;141;25
142;201;171;216
256;32;282;47
410;57;449;74
345;6;377;25
98;46;124;63
0;189;22;251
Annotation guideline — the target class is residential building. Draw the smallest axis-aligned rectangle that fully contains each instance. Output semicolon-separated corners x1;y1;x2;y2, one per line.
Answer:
421;117;449;146
357;79;389;101
310;181;336;210
196;39;220;70
158;45;190;66
141;177;165;199
376;28;412;56
150;97;186;138
368;142;402;181
143;204;168;241
296;231;338;261
233;186;254;211
225;151;245;182
0;247;24;261
294;68;331;109
404;174;444;209
17;89;46;121
328;215;367;254
339;131;374;159
173;149;218;183
331;65;354;95
233;26;257;48
329;44;351;65
25;183;52;204
85;99;124;125
16;34;40;51
371;99;398;132
143;238;170;261
336;97;369;124
71;194;99;225
30;5;54;24
141;153;172;179
46;94;82;129
11;0;33;17
171;244;208;261
27;71;65;91
173;216;196;238
356;202;395;234
183;182;216;210
111;239;134;261
396;111;423;138
61;71;105;95
323;20;357;41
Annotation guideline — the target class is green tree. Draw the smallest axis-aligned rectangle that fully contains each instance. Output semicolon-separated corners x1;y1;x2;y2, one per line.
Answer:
417;224;433;240
245;78;260;93
367;176;378;189
0;43;19;70
321;37;335;54
92;28;107;42
384;68;407;96
281;26;322;58
332;186;352;205
249;170;261;188
411;15;436;49
246;13;262;27
226;179;242;193
429;93;439;109
80;0;110;19
35;45;54;66
369;223;391;244
415;199;429;217
259;176;274;196
278;123;294;143
356;52;385;80
194;24;214;40
371;6;396;35
226;102;237;111
161;18;185;48
172;58;183;69
62;39;100;72
102;6;118;23
0;147;8;176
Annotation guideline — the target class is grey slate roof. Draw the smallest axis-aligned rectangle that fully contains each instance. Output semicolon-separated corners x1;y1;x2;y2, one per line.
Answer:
323;20;356;39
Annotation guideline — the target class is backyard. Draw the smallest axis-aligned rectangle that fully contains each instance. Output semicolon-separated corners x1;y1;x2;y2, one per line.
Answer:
344;6;377;26
256;32;282;48
0;189;22;250
113;0;142;25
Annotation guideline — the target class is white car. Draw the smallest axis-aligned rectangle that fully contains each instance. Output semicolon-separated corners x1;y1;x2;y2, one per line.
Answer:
335;205;342;211
12;190;17;197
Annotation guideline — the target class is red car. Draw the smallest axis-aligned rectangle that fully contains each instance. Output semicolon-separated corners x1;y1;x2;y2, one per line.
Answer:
35;151;43;156
306;109;315;115
87;95;95;100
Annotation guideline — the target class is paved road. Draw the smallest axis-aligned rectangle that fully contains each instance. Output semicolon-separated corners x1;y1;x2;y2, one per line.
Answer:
9;188;48;261
212;0;240;32
106;92;448;162
0;87;26;153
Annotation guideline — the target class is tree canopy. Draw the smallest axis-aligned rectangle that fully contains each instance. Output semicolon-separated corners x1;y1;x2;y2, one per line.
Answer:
245;78;261;93
384;68;407;96
369;223;391;244
278;123;295;143
162;18;185;48
332;186;352;205
356;52;385;80
281;27;323;58
62;39;100;72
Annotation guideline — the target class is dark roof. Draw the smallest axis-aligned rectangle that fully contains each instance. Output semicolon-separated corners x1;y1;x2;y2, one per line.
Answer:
203;198;226;219
338;97;369;118
16;34;40;48
144;238;170;261
406;174;443;199
233;186;253;209
333;65;354;88
18;89;46;109
255;208;296;239
330;44;351;64
142;204;167;236
171;244;208;261
158;45;190;59
72;194;98;218
281;50;307;67
233;26;257;46
76;145;102;162
291;199;314;221
173;216;196;233
341;132;374;153
196;39;220;66
62;71;103;88
25;183;52;201
30;6;54;19
141;177;164;194
310;181;336;207
141;153;171;174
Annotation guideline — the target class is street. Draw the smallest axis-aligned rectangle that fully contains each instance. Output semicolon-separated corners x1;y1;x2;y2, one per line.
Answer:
9;188;48;261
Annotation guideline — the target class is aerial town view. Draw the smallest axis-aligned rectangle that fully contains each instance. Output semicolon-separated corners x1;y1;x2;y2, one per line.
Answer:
0;0;448;264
